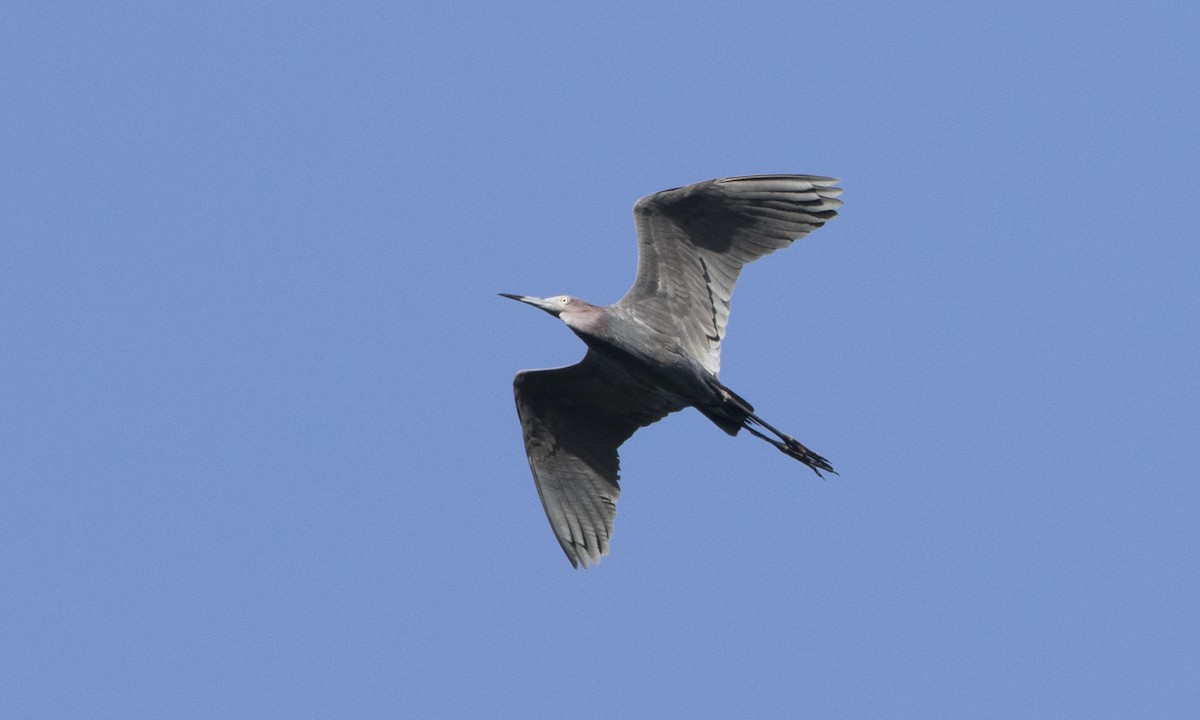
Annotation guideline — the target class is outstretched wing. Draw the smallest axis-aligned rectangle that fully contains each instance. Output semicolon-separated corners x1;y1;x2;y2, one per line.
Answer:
513;351;685;568
617;175;842;375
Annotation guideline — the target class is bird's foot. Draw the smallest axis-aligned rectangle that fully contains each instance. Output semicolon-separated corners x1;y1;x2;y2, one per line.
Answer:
742;422;836;477
780;435;836;477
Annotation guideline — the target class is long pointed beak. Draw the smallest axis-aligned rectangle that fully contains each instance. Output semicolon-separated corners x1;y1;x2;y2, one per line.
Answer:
498;293;560;316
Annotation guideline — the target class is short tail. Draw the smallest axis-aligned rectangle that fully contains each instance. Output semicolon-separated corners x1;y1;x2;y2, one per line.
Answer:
699;383;836;477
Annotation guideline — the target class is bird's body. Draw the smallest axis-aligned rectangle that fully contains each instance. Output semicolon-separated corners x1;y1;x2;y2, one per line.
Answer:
503;175;842;567
562;300;712;405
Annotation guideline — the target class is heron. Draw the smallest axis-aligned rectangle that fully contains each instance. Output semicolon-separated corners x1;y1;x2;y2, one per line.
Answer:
502;174;842;568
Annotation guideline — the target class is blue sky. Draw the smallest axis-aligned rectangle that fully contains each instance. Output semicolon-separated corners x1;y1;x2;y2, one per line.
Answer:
3;2;1198;717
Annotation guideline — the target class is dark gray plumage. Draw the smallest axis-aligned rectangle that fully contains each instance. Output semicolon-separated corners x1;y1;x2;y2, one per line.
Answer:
503;175;842;568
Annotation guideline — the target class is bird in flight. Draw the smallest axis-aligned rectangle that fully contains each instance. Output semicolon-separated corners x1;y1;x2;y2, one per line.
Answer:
502;174;842;568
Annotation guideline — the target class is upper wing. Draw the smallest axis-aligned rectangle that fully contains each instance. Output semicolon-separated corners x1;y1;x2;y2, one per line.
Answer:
616;175;842;375
513;351;685;568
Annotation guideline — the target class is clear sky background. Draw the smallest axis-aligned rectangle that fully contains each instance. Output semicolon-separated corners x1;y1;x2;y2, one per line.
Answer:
3;2;1198;718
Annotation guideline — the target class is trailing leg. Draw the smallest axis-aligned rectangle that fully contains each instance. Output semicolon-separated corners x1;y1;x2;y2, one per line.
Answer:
742;413;835;477
699;380;835;476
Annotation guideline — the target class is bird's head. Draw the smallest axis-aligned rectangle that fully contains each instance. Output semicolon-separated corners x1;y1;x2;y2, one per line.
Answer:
499;294;604;333
498;293;582;317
